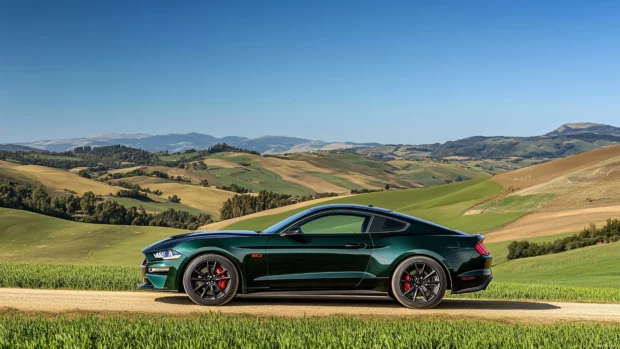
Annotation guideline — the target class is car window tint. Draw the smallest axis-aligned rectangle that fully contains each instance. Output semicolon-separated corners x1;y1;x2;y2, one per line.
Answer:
299;214;369;234
369;216;408;232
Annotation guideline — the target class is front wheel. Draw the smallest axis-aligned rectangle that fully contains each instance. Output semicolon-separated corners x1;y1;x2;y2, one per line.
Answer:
391;256;447;309
183;254;239;306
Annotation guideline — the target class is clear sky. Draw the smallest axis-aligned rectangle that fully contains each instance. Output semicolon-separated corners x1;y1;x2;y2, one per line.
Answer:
1;0;619;144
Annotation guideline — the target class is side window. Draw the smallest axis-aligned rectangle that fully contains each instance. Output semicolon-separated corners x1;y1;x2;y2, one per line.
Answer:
297;214;370;234
369;216;408;233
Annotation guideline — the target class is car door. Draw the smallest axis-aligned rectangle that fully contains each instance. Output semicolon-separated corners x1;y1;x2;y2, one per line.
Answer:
264;210;374;290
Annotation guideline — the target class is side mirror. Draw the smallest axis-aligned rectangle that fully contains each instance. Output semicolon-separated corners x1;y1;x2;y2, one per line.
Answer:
282;227;302;236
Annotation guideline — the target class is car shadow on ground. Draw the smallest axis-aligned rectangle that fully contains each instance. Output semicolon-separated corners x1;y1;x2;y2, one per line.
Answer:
154;294;560;310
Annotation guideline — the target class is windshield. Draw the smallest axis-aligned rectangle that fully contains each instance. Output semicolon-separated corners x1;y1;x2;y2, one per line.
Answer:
262;209;312;234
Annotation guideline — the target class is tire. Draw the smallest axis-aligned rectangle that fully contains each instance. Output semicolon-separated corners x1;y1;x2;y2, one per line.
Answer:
183;253;239;306
391;256;447;309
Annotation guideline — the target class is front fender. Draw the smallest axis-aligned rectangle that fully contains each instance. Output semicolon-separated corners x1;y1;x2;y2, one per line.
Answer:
174;245;247;293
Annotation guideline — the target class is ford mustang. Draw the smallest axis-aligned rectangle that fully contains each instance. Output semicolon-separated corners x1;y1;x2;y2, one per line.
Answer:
139;204;493;308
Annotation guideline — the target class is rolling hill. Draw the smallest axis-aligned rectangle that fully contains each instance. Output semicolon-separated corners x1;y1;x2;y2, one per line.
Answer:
204;145;620;244
0;207;184;266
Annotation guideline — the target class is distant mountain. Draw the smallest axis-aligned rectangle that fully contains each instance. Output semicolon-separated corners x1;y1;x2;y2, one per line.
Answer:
546;122;620;137
16;133;377;154
0;144;38;151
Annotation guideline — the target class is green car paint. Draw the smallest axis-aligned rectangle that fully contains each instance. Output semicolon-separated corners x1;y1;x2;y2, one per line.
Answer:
139;204;492;295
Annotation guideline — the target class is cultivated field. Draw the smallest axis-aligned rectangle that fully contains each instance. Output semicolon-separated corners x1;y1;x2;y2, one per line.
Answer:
0;161;124;196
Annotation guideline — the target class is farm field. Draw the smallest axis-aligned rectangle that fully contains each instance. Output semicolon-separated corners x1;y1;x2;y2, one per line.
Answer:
1;311;619;349
131;182;235;219
0;161;123;196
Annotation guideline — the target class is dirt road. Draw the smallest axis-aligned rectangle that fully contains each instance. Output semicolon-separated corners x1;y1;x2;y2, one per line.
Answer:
2;288;619;323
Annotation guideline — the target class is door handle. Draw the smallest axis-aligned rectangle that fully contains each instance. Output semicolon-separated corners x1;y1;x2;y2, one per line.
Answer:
344;243;367;249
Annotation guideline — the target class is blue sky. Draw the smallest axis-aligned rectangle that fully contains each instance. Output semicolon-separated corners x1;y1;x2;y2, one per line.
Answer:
1;0;619;144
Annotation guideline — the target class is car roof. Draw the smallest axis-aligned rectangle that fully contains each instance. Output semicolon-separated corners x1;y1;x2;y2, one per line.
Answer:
307;204;461;233
307;204;393;214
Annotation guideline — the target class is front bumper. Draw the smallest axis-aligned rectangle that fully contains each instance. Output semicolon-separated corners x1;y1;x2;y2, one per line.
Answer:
138;257;183;292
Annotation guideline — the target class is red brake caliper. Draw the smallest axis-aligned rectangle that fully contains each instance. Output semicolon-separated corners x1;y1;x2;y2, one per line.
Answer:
404;274;411;291
215;267;227;290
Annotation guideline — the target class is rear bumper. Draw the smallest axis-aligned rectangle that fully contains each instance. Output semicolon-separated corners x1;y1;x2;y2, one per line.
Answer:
451;275;493;294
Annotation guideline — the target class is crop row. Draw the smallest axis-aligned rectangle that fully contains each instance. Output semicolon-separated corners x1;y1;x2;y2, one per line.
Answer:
2;262;620;303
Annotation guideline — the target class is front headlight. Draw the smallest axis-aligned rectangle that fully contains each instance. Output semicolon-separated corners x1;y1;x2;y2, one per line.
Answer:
152;249;182;260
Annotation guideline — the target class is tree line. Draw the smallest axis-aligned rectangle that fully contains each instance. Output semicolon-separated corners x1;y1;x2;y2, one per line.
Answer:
0;180;212;230
507;219;620;260
220;190;338;220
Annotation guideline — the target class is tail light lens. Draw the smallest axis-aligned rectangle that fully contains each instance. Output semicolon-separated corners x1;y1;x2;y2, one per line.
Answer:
475;241;490;255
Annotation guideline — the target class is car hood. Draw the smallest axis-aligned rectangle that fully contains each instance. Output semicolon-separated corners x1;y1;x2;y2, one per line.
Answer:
141;230;259;253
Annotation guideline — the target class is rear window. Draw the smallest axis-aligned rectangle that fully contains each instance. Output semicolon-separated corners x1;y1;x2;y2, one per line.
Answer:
369;216;408;232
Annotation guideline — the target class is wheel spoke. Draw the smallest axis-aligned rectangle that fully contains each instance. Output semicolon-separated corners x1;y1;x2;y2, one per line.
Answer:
403;287;415;297
420;286;428;301
423;270;436;280
412;287;419;301
215;277;231;281
193;282;205;292
413;263;420;276
215;269;228;278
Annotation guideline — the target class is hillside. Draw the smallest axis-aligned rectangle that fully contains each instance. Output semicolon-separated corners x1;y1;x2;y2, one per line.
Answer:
0;208;184;265
472;144;620;241
492;241;620;289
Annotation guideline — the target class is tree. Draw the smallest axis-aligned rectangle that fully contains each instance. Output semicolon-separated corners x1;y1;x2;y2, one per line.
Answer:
384;184;390;190
168;195;181;203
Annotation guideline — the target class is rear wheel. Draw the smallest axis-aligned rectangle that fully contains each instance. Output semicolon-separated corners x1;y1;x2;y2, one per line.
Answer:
391;256;447;309
183;254;239;306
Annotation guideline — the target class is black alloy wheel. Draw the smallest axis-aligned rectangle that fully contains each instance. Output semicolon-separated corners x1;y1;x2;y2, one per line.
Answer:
391;256;447;309
183;254;239;306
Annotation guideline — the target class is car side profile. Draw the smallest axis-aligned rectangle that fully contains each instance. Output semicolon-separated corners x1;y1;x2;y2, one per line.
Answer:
139;204;493;309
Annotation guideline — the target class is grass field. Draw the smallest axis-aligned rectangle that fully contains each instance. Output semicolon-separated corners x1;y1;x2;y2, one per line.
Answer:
137;182;235;219
0;208;183;266
2;312;619;349
222;178;525;233
107;196;207;215
492;241;620;289
0;162;123;196
388;159;490;187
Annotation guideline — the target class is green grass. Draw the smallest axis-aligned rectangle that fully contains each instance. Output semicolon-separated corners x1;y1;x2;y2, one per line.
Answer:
0;208;184;266
225;178;524;233
107;196;207;215
475;194;556;214
0;263;139;290
492;241;620;289
2;312;619;349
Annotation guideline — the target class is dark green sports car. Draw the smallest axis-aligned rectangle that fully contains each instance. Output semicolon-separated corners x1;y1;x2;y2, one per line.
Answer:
139;204;493;309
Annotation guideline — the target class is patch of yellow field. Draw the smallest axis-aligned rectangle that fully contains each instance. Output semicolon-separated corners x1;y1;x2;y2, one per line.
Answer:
199;195;353;231
69;167;89;173
203;158;243;168
492;144;620;190
4;164;123;196
485;205;620;242
0;160;18;168
253;156;349;193
144;182;236;217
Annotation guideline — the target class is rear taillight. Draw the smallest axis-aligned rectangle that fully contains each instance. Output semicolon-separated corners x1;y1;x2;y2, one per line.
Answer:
475;241;490;255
